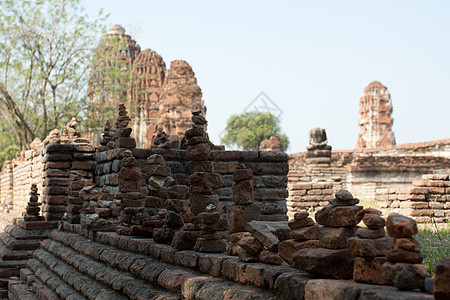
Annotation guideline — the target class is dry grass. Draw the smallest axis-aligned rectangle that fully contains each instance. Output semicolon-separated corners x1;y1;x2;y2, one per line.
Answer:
416;222;450;272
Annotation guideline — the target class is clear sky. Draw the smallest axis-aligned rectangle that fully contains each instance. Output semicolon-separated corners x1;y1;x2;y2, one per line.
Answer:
82;0;450;153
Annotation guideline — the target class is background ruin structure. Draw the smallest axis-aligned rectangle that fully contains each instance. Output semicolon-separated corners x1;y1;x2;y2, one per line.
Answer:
356;81;396;149
88;25;205;148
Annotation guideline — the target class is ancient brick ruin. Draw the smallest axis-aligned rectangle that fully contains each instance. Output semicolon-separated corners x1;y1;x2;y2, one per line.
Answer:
0;102;446;299
88;25;205;148
356;81;396;149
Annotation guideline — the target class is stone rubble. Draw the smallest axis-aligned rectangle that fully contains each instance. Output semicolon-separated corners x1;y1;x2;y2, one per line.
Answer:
278;210;319;266
382;213;430;290
292;190;362;279
348;208;393;284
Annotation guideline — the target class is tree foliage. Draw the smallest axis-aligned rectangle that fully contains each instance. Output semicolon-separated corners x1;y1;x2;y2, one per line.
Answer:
0;0;107;161
221;112;289;151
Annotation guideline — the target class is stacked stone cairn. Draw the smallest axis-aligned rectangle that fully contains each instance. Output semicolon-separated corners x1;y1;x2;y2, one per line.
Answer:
152;128;171;149
348;208;393;284
227;164;263;260
23;184;43;221
114;104;136;148
150;155;188;243
99;120;115;151
292;190;362;279
174;110;224;252
66;172;86;224
278;210;319;266
115;150;145;235
68;117;81;138
80;183;120;232
382;213;430;290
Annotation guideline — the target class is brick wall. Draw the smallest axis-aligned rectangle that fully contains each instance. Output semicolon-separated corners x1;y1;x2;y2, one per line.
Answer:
94;148;289;221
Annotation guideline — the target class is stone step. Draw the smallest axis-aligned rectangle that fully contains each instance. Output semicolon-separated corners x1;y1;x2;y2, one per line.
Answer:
44;231;274;299
0;220;54;240
0;233;41;250
0;240;33;261
8;279;38;300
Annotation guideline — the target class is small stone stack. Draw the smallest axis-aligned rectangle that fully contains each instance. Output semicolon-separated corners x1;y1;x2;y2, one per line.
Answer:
227;164;260;235
292;190;362;279
145;154;172;209
434;258;450;300
66;172;85;224
23;184;43;221
279;211;319;266
152;128;170;149
114;104;136;148
80;186;120;232
116;150;145;235
348;208;393;284
68;117;81;138
99;120;115;150
194;203;227;252
146;154;180;241
382;213;429;290
184;110;224;252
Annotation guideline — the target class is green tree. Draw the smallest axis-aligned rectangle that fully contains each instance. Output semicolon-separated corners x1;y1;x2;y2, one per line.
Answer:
221;112;289;151
0;0;107;161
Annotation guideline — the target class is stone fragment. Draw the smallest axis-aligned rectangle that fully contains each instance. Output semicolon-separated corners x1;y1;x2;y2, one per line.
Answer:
386;248;424;264
293;248;354;279
237;236;263;255
189;193;220;216
244;220;279;251
186;144;212;161
259;249;283;265
289;224;320;241
278;239;319;266
288;218;315;229
319;226;356;249
355;207;382;224
234;168;253;182
382;261;429;290
354;256;391;284
386;213;418;238
294;211;309;220
232;180;254;205
330;190;360;206
197;212;220;224
434;257;450;300
226;204;260;234
188;172;223;193
348;236;393;257
315;205;362;227
362;214;386;230
395;237;421;253
356;227;386;239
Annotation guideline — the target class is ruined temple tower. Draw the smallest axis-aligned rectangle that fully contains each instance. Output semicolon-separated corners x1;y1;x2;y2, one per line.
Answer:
129;49;166;147
88;25;141;143
88;25;205;148
356;81;396;149
156;60;205;143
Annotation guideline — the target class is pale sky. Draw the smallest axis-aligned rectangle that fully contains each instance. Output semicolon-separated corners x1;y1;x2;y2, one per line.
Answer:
83;0;450;153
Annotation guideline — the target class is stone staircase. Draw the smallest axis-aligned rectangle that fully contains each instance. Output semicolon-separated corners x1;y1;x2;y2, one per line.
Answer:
0;217;55;298
8;221;435;300
8;222;286;299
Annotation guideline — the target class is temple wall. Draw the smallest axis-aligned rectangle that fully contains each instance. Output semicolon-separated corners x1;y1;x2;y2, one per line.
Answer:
288;139;450;222
0;141;95;221
94;148;289;221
